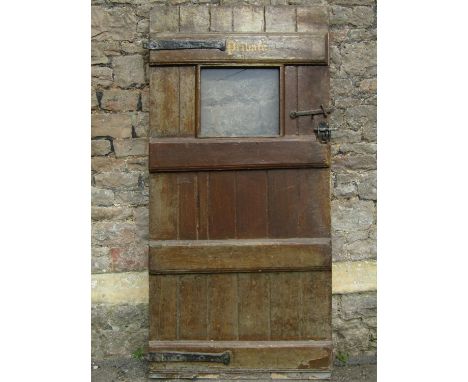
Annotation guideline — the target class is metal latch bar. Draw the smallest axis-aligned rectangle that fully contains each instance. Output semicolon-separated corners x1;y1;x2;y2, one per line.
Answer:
147;39;226;51
148;351;231;365
289;104;333;119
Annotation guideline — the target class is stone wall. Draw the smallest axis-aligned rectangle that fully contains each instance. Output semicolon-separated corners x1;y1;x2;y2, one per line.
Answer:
91;0;377;364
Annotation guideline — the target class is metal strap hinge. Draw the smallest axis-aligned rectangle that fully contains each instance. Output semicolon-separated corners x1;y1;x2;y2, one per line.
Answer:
146;39;226;51
148;351;231;365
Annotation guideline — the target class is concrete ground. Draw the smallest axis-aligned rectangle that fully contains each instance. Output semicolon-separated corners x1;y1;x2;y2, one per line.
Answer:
91;359;376;381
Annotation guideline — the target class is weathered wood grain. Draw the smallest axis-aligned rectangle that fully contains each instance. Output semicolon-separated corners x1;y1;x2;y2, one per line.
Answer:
178;275;208;340
207;274;238;340
149;174;178;240
235;171;268;238
149;33;328;65
238;273;270;340
149;239;331;274
149;137;330;172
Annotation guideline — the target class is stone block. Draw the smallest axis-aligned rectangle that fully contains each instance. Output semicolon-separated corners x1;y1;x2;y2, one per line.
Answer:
92;246;112;274
343;238;376;261
150;5;179;33
112;55;145;88
101;90;140;112
92;157;127;173
92;187;115;206
110;244;148;272
91;206;134;221
94;172;142;190
358;78;377;93
340;41;377;78
341;292;377;320
91;303;148;358
357;171;377;200
92;66;113;88
92;222;136;246
233;6;264;32
140;87;149;111
121;41;146;55
92;42;109;65
345;105;376;132
91;6;138;41
330;0;374;5
333;154;376;171
131;112;149;138
91;139;112;156
332;199;374;232
331;78;354;97
288;0;327;5
296;6;328;32
134;206;149;240
114;138;148;158
332;260;376;294
91;87;99;110
91;271;148;304
115;190;149;206
265;6;296;32
92;113;133;139
339;143;377;155
179;6;210;32
334;181;357;198
210;6;233;32
330;5;374;28
126;157;149;172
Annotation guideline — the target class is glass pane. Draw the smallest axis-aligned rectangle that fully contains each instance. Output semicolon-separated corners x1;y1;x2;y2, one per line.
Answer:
200;68;279;137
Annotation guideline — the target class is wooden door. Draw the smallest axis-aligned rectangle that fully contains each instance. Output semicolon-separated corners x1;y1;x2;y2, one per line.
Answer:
147;5;332;380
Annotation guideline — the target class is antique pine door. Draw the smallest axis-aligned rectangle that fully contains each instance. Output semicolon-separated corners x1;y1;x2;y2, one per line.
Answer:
147;5;332;380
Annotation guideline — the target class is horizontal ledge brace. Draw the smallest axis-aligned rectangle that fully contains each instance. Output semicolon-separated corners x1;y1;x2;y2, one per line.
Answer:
149;137;330;172
149;239;331;274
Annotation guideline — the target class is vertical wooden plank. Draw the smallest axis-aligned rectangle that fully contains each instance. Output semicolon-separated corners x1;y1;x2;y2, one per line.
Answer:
301;271;332;340
297;66;329;136
150;67;179;137
236;170;268;238
238;274;270;340
284;66;298;136
178;66;196;137
208;274;238;340
177;173;197;240
149;174;178;240
297;168;331;237
179;275;208;340
149;275;161;340
270;272;302;340
197;172;209;240
210;6;233;32
267;169;299;238
158;275;178;340
208;172;236;239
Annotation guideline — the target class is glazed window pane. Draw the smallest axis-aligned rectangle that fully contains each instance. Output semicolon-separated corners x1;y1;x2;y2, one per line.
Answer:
200;68;279;137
